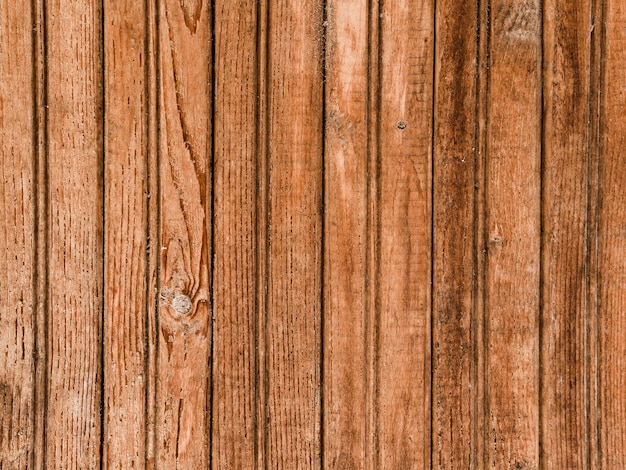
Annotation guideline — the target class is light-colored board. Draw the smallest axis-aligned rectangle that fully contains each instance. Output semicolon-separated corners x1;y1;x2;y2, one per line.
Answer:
377;0;433;467
103;0;151;467
265;0;324;466
485;0;541;468
0;1;37;467
45;0;103;467
323;0;369;466
432;0;479;467
155;0;212;466
211;0;259;467
541;1;591;467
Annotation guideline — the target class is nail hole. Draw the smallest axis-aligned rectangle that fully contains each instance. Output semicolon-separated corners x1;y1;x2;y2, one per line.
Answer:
396;120;407;130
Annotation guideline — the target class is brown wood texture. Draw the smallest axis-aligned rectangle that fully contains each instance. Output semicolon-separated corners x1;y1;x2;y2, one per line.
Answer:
45;0;104;468
0;2;37;468
432;1;479;467
2;0;626;468
541;1;592;468
599;0;626;467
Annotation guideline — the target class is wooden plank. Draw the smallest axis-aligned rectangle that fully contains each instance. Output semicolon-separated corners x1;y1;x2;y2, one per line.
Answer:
599;0;626;467
541;1;591;467
0;1;37;467
45;0;103;467
484;0;541;468
432;0;479;467
323;0;368;466
102;0;150;467
377;0;433;467
155;0;212;467
211;0;258;467
265;0;324;466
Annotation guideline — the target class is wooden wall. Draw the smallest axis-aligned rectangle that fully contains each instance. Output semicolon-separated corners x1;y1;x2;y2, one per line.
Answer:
0;0;623;468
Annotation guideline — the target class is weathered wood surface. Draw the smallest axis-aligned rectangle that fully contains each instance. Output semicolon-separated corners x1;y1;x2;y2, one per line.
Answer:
1;0;625;468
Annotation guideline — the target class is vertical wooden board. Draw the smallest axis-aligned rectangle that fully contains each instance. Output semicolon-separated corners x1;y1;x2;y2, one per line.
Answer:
599;0;626;467
103;0;149;467
485;0;541;468
155;0;212;467
323;0;368;466
377;0;433;467
432;0;478;467
265;0;324;466
0;1;36;467
211;0;258;467
45;0;103;467
541;1;590;467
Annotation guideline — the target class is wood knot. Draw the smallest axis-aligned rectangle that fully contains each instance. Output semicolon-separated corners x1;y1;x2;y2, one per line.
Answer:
172;294;192;315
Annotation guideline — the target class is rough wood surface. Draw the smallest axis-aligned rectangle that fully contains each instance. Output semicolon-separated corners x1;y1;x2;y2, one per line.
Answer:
0;2;36;467
485;1;541;468
211;0;258;467
323;0;370;465
599;1;626;467
377;0;433;467
45;0;104;467
432;1;479;467
3;1;626;468
265;0;324;467
155;0;212;467
541;1;591;467
103;0;151;467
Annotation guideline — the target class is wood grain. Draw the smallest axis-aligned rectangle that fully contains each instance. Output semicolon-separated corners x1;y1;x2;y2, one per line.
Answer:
599;0;626;467
103;0;150;467
265;0;324;466
377;0;433;467
0;1;37;467
211;0;258;467
45;0;103;467
541;1;591;467
485;0;541;468
323;0;368;466
155;0;212;467
432;1;479;467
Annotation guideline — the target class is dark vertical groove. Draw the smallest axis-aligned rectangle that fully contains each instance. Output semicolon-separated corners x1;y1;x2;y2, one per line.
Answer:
364;0;373;464
31;0;49;465
319;0;327;466
41;0;51;465
471;0;482;467
429;0;436;466
30;0;39;458
154;0;162;465
208;0;216;466
374;0;383;465
263;0;271;465
538;0;545;465
99;0;106;467
583;0;598;466
143;0;152;465
594;0;605;466
253;0;262;464
482;1;491;468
